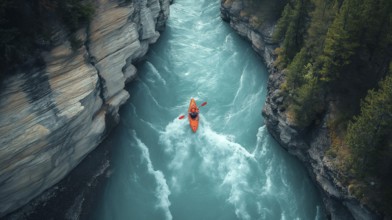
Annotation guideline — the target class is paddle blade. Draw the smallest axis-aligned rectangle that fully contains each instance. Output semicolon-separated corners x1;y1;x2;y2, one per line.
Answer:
201;102;207;106
178;115;185;119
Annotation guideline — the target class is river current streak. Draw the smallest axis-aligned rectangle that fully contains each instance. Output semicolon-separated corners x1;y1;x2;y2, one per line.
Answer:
93;0;325;219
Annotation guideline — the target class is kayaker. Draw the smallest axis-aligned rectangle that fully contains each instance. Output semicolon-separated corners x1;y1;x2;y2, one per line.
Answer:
189;107;198;119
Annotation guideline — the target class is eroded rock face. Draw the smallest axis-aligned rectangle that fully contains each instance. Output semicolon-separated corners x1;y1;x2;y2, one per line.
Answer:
0;0;170;217
221;0;380;219
220;0;276;69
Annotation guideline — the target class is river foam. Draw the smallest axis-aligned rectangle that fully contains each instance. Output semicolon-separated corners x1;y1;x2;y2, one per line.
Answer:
159;117;281;219
132;131;172;220
92;0;326;219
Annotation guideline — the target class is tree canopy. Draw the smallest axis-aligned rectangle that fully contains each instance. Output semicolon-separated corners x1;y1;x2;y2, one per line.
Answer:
271;0;392;214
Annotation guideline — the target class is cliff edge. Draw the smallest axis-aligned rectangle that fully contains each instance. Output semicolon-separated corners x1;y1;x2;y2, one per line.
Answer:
0;0;170;217
221;0;381;219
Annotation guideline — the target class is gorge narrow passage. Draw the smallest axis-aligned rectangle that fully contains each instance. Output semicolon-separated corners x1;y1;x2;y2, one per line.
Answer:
92;0;325;219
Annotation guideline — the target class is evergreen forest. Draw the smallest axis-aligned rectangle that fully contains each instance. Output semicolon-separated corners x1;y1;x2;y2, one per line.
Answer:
257;0;392;215
1;0;392;216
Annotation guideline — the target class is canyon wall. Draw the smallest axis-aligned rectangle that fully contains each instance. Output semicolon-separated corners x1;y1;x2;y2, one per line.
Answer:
220;0;379;219
0;0;170;217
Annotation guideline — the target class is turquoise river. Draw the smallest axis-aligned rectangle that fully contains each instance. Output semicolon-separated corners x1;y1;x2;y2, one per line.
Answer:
92;0;325;219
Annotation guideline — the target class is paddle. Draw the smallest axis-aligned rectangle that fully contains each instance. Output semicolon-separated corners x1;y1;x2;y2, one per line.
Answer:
178;101;207;119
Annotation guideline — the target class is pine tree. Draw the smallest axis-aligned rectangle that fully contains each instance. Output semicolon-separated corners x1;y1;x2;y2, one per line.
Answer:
286;48;308;91
273;0;310;69
273;3;293;42
291;72;325;127
361;0;392;61
306;0;338;59
346;63;392;174
318;0;362;81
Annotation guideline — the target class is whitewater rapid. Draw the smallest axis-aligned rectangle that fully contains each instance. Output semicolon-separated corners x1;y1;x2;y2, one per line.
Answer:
91;0;325;219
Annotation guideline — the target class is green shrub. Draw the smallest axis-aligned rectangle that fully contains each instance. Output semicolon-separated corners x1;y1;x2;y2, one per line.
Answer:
0;0;95;74
58;0;95;31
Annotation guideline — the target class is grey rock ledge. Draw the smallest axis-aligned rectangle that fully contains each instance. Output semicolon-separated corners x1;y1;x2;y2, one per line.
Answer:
220;0;381;219
0;0;171;217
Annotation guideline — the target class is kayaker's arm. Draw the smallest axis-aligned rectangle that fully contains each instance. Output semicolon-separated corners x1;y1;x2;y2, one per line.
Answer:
178;101;207;120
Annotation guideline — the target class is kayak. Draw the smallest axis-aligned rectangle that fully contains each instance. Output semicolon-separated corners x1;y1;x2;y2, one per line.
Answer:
188;98;199;132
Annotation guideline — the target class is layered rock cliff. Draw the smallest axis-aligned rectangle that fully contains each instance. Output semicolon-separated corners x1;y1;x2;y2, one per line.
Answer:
221;0;380;219
0;0;170;217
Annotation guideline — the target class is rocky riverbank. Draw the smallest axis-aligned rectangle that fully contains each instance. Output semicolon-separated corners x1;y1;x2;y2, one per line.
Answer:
0;0;170;217
220;0;380;219
3;131;114;220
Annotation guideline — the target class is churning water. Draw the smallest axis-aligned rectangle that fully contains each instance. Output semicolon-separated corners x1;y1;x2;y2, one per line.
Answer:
92;0;325;219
